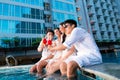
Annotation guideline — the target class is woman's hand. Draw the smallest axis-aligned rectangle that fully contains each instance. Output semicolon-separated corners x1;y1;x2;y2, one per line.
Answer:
48;47;55;52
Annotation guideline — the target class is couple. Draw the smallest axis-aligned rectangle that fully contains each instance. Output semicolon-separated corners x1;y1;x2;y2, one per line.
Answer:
30;19;102;79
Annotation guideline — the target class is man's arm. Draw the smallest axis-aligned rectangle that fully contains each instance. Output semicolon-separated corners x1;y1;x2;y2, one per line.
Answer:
61;45;75;60
49;44;67;52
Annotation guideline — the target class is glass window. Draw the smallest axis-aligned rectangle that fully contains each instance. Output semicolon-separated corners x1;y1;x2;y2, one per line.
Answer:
31;22;36;29
9;21;16;33
39;0;44;7
29;22;32;29
21;7;31;18
37;29;41;34
36;9;40;19
21;21;26;29
10;5;15;16
15;6;21;17
0;20;1;32
19;0;26;3
21;38;26;46
15;0;20;2
15;21;21;33
31;29;36;34
31;8;36;19
3;4;9;16
40;10;44;20
1;20;8;33
0;3;3;15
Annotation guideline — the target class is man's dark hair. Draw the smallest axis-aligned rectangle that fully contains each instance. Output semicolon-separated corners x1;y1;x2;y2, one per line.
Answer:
60;22;65;26
64;19;77;27
46;29;54;35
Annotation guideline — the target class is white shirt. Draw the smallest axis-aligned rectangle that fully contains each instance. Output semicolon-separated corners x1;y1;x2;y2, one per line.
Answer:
63;27;102;66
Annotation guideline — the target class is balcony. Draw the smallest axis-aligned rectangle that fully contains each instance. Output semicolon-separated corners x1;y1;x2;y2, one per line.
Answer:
98;19;104;23
101;0;105;3
87;4;92;8
108;27;113;32
94;2;101;8
44;10;51;15
108;6;113;11
102;4;107;10
88;12;94;17
112;2;116;7
45;22;52;27
110;13;115;18
114;8;118;13
106;0;111;5
44;0;49;3
100;27;106;31
96;11;102;16
90;20;96;25
76;7;80;12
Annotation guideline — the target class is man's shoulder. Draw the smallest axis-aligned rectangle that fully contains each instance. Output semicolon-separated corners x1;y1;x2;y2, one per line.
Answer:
73;27;86;32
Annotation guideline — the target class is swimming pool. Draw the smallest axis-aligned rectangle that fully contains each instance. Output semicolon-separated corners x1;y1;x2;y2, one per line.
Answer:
0;65;37;80
1;51;120;80
0;65;101;80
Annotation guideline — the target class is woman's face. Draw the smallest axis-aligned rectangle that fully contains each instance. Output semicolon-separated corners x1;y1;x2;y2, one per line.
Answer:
54;29;61;37
59;25;65;34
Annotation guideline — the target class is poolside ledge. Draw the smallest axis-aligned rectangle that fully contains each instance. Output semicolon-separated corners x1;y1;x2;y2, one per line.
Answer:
83;63;120;80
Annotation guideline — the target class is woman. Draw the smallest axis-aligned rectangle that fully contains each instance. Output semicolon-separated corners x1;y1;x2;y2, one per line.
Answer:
29;29;54;74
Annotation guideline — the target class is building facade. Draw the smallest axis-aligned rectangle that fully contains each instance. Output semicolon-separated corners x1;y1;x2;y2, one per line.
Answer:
0;0;77;48
0;0;120;48
75;0;120;42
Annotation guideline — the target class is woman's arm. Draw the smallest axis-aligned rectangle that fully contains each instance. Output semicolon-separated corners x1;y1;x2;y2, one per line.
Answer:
37;39;44;52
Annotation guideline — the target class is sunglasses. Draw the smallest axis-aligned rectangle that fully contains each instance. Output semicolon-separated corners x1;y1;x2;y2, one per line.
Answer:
64;24;69;28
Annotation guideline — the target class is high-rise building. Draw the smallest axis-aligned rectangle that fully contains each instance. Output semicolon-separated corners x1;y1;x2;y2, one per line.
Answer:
0;0;77;48
75;0;120;42
0;0;120;48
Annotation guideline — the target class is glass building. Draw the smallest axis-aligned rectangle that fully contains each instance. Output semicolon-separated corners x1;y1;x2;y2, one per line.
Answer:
0;0;77;48
0;0;120;48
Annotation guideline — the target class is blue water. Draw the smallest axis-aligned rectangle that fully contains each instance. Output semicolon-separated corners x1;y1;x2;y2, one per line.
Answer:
102;51;120;63
0;51;120;80
0;65;37;80
0;65;96;80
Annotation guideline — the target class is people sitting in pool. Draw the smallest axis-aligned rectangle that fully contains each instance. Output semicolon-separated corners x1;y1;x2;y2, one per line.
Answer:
48;19;102;79
45;22;77;75
29;29;55;74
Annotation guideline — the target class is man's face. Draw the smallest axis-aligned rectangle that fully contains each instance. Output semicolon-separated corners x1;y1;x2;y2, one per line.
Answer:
64;23;74;35
46;32;53;40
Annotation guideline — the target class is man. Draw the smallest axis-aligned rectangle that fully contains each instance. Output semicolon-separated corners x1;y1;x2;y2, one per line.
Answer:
49;19;102;78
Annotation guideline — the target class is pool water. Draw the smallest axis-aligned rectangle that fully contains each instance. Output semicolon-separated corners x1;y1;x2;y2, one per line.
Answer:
1;51;120;80
0;65;37;80
0;65;98;80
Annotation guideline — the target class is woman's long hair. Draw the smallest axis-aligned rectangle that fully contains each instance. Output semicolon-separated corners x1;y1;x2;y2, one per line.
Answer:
60;22;66;43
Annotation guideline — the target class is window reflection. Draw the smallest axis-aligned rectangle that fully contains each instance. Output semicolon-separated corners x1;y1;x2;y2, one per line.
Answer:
0;19;43;34
52;0;76;12
53;12;77;22
10;0;43;7
0;3;2;15
3;4;9;16
0;3;44;20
